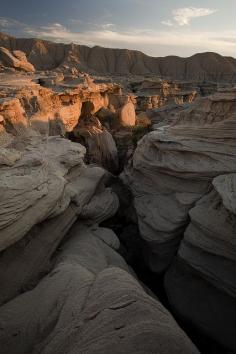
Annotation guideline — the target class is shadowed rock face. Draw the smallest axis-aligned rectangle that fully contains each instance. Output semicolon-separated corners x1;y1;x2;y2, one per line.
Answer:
165;179;236;351
123;88;236;351
1;32;236;81
0;223;199;354
73;115;119;173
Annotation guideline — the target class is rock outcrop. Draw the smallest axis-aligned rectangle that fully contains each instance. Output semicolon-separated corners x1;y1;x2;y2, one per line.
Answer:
132;79;197;112
73;115;119;173
1;32;236;81
0;136;118;251
165;173;236;352
123;88;236;351
0;222;199;354
123;89;236;273
119;97;136;126
0;74;136;130
0;46;35;72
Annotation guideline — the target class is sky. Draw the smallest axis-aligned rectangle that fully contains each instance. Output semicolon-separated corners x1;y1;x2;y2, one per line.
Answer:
1;0;236;57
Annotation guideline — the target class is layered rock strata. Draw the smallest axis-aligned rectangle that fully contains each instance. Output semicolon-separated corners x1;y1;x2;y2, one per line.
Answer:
0;136;118;251
123;88;236;351
123;89;236;272
165;174;236;351
0;222;199;354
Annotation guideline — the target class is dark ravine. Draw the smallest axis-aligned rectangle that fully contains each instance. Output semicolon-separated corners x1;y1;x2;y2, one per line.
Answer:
101;178;234;354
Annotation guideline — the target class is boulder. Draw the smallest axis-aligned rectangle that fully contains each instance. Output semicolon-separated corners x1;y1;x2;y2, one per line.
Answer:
0;47;35;72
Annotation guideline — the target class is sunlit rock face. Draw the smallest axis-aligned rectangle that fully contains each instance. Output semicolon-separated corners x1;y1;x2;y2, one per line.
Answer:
0;74;138;172
0;74;136;136
1;32;236;81
0;46;35;72
119;97;136;127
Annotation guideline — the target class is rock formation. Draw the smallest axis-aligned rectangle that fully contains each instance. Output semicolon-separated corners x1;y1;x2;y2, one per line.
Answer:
123;88;236;351
119;97;136;126
0;73;200;353
0;223;199;354
0;136;120;251
165;175;236;351
73;115;119;172
131;79;197;112
0;46;35;72
0;73;138;171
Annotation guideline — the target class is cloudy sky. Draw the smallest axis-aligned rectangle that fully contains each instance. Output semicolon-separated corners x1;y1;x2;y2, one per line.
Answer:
1;0;236;57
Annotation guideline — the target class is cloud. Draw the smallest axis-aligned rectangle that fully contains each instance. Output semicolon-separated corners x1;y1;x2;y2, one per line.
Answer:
162;7;218;27
173;7;218;26
101;23;115;30
161;20;174;27
1;16;236;57
0;17;26;30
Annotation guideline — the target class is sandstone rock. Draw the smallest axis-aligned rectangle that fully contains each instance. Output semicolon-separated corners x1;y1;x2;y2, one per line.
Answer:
0;47;35;72
123;89;236;273
165;175;236;352
147;104;189;129
0;136;118;251
0;148;21;166
0;75;136;143
133;79;197;112
119;98;136;126
73;115;119;173
0;97;30;138
0;223;199;354
213;173;236;214
0;204;78;305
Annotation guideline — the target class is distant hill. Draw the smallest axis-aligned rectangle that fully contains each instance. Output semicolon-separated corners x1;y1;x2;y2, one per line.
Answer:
1;32;236;82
